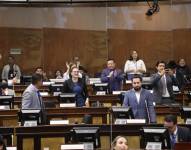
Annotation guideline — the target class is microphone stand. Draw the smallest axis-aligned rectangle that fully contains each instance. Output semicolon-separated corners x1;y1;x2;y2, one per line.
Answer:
145;99;151;124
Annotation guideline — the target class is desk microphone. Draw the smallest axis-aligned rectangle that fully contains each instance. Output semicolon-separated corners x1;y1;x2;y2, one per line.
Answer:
145;99;151;124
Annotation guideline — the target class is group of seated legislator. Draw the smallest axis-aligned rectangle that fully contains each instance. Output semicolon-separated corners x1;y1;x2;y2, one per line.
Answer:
0;53;191;149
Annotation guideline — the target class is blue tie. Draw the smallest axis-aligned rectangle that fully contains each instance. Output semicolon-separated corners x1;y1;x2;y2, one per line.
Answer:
37;91;43;108
171;134;176;149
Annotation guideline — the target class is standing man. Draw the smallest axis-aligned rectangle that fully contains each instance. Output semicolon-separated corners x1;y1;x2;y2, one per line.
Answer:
151;61;178;104
123;75;156;123
101;59;124;93
164;114;191;149
1;55;21;80
22;73;44;109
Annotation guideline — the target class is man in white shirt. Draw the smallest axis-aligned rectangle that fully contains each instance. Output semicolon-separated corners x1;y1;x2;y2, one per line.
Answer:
151;61;178;104
123;75;156;123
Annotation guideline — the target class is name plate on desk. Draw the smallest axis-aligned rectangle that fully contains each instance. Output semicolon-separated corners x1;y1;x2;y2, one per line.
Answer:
115;119;127;125
50;120;69;125
7;147;17;150
40;92;49;96
24;121;37;127
186;118;191;124
96;91;106;95
146;142;161;150
60;103;76;107
61;143;93;150
0;105;10;110
126;119;146;124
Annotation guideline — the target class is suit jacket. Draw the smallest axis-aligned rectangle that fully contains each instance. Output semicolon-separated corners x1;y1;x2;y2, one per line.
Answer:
177;126;191;142
101;68;124;92
175;70;186;90
1;64;21;80
151;73;178;103
22;84;42;109
63;78;88;106
122;88;156;123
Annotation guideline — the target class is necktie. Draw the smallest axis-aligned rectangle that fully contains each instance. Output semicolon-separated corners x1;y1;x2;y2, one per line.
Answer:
171;134;176;149
161;75;167;95
37;91;44;109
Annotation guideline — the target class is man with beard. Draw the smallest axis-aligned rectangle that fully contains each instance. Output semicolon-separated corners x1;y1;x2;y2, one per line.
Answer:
123;75;156;123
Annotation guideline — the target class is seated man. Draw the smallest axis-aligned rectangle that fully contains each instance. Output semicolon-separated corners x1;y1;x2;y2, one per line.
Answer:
123;75;156;123
101;59;124;93
151;61;178;104
35;67;48;81
164;114;191;149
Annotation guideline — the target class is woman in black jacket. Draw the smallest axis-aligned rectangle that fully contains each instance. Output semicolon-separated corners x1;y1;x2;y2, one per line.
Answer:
63;66;89;107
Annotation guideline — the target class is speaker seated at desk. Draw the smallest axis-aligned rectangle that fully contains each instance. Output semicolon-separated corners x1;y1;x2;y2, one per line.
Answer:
20;75;32;85
0;95;14;109
111;107;140;124
70;127;100;149
18;109;43;126
140;127;171;150
49;84;64;96
181;107;191;124
93;83;109;95
59;93;76;107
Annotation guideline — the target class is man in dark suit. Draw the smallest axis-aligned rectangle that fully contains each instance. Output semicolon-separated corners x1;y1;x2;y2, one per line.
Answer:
101;59;124;93
167;60;186;90
151;61;178;104
164;114;191;149
123;75;156;123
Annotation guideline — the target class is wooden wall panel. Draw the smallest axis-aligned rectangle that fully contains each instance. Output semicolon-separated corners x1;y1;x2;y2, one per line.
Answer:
0;27;43;74
43;28;107;77
173;29;191;67
108;29;173;73
0;27;191;76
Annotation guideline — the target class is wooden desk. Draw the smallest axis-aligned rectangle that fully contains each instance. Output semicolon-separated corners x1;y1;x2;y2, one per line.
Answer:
46;107;109;124
175;142;191;150
15;124;163;150
89;94;121;106
0;127;14;146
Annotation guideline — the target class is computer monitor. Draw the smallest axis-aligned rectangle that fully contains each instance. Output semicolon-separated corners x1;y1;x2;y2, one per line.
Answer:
0;95;14;109
70;127;100;148
112;106;134;119
49;84;64;96
18;109;42;126
58;93;76;107
20;75;32;85
142;77;152;90
93;83;109;94
140;127;171;149
181;107;191;123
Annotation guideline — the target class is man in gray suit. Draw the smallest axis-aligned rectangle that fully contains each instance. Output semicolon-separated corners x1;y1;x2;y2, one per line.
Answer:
123;75;156;123
22;74;44;109
151;61;178;104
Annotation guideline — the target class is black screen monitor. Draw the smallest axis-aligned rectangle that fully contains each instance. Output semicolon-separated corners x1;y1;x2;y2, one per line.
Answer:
70;127;100;148
20;75;32;85
0;95;14;109
18;109;42;126
59;93;76;103
180;107;191;123
111;106;134;120
140;127;171;149
93;83;109;94
49;84;64;95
